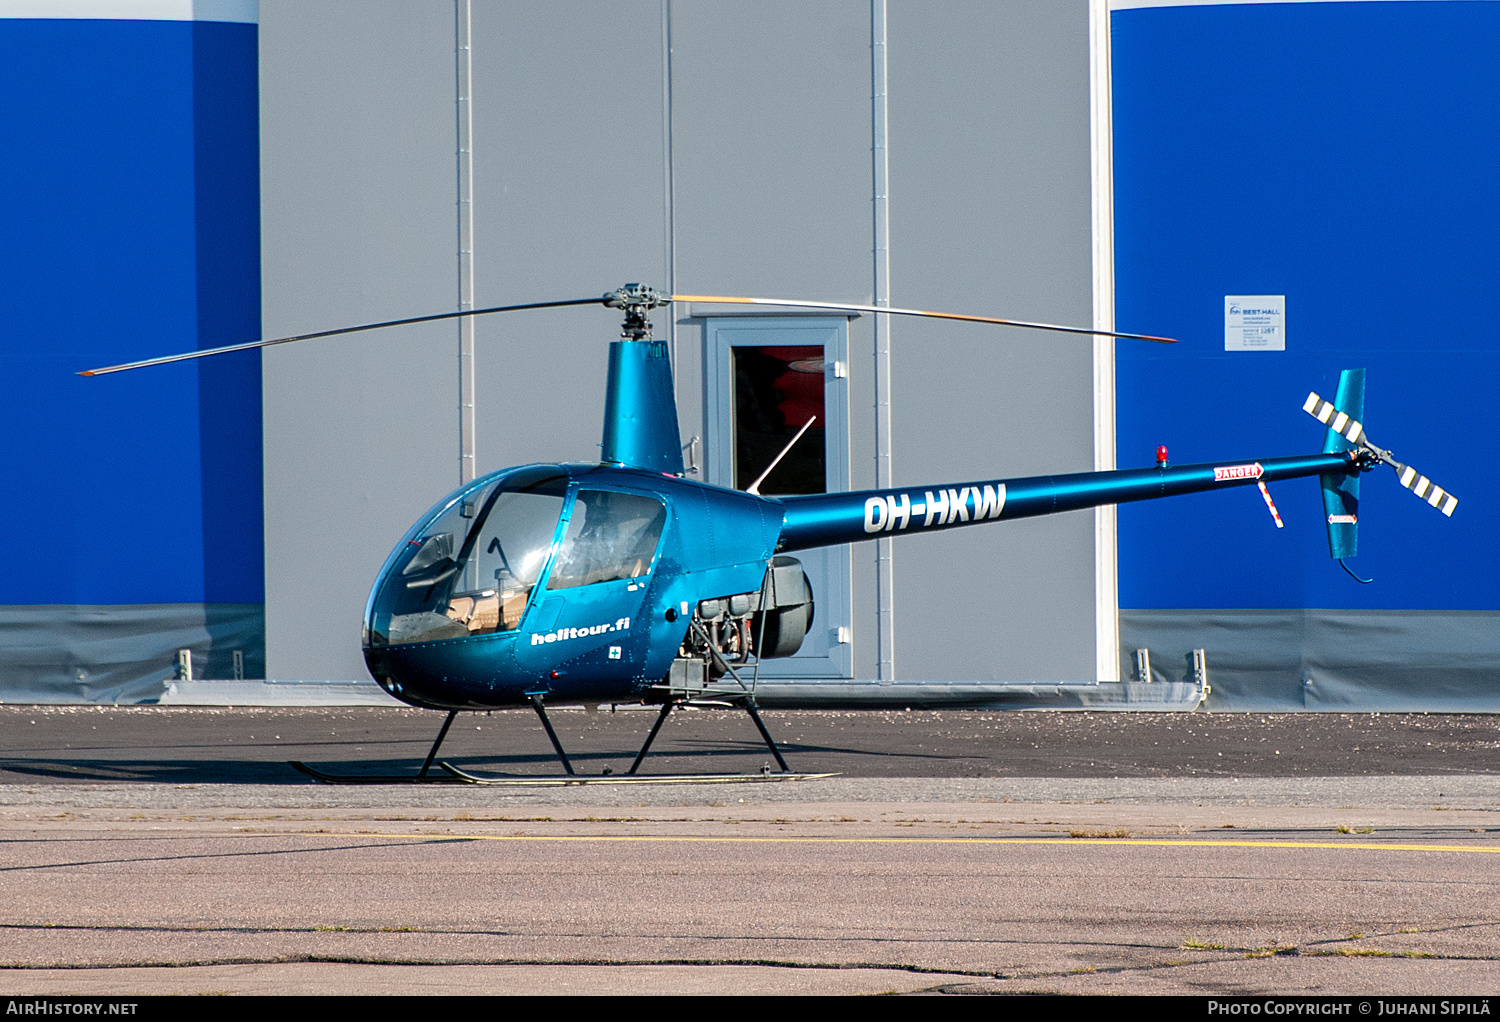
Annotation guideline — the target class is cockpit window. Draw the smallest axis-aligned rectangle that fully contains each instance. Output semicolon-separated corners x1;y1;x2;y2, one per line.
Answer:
366;468;567;646
402;532;454;578
547;490;666;590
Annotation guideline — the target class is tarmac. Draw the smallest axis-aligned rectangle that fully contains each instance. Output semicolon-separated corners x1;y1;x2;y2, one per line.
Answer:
0;706;1497;996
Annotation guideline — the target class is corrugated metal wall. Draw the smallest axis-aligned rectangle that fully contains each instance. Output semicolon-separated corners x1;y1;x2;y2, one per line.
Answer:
259;0;1101;685
1111;0;1500;707
0;9;262;700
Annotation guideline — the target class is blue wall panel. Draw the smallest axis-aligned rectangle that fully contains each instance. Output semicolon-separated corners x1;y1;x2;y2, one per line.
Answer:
0;18;262;607
193;21;265;605
1112;1;1499;612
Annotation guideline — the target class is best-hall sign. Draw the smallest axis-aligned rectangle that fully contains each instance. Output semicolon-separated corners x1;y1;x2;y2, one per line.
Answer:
1225;295;1285;351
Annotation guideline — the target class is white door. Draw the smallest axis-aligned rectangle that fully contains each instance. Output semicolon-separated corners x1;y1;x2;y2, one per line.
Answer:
704;316;852;678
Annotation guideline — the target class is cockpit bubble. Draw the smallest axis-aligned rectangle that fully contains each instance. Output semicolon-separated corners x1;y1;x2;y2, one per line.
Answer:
366;468;567;646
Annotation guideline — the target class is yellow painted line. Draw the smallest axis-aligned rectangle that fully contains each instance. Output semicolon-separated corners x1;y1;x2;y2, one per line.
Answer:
338;832;1500;855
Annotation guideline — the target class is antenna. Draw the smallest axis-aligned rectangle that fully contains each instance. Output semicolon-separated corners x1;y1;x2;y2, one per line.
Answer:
746;415;817;496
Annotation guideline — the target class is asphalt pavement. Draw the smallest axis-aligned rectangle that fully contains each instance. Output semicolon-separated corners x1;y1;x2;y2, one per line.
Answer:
1;706;1497;995
1;705;1497;783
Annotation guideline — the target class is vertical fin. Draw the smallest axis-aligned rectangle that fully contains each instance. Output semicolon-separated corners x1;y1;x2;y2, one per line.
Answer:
1319;368;1364;560
601;340;685;473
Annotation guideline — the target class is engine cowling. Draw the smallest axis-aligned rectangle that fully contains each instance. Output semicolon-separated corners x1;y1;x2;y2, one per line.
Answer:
751;555;814;658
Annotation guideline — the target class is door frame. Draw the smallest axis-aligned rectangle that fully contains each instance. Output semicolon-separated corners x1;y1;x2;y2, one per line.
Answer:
703;315;853;678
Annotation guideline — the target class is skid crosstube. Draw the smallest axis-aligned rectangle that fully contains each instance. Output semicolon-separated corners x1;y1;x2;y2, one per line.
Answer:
288;708;465;784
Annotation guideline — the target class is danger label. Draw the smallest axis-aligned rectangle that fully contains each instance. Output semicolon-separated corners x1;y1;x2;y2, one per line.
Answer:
1213;463;1263;482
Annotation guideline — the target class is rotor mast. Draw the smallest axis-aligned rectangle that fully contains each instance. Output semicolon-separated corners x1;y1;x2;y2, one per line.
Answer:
599;284;684;474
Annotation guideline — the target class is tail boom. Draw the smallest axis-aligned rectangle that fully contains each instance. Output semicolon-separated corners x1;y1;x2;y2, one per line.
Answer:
774;452;1356;552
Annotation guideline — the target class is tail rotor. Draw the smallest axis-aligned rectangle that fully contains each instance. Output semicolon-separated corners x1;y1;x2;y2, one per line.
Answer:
1299;371;1458;584
1302;388;1458;518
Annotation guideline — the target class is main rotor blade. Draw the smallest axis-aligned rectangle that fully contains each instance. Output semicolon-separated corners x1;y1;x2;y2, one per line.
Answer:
671;294;1178;344
78;297;606;376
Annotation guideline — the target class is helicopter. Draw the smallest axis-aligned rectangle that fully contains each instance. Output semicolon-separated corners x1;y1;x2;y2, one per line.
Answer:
82;283;1457;784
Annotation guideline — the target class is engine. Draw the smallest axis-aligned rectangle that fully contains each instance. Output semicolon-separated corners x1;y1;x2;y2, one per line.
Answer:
671;556;815;691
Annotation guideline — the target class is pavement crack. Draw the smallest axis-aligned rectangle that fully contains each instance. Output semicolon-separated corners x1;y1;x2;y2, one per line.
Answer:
0;956;1004;978
9;950;1498;977
0;837;461;873
0;921;1184;952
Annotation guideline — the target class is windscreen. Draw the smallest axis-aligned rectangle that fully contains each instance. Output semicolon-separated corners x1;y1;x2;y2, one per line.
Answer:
366;468;568;646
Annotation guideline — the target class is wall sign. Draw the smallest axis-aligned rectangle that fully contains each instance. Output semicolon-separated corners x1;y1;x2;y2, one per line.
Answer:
1225;295;1285;351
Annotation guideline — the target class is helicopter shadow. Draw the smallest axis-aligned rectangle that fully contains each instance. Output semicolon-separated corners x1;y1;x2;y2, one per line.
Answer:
0;736;976;784
0;758;313;785
0;703;986;784
442;737;979;777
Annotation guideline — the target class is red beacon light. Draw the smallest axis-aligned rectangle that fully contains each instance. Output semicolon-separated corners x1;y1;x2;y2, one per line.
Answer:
1156;445;1169;468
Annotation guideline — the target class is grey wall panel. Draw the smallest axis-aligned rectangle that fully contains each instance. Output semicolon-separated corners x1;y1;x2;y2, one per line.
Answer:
670;0;877;672
0;604;264;703
671;1;872;302
470;0;670;475
260;1;458;680
846;311;879;680
887;1;1096;680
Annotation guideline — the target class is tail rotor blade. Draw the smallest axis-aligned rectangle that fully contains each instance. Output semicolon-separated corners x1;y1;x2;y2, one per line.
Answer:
1303;391;1365;445
1394;461;1459;517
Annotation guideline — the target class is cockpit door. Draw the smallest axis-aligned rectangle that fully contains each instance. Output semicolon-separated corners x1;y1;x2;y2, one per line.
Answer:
513;487;668;679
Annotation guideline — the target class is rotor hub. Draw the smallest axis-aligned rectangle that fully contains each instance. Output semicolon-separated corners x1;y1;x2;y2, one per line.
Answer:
603;283;670;341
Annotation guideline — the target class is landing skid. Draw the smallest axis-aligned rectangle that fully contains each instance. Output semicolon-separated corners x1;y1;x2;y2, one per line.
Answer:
290;693;801;786
436;762;835;786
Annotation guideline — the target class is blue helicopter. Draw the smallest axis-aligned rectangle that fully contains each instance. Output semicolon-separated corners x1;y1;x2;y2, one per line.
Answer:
83;284;1456;783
